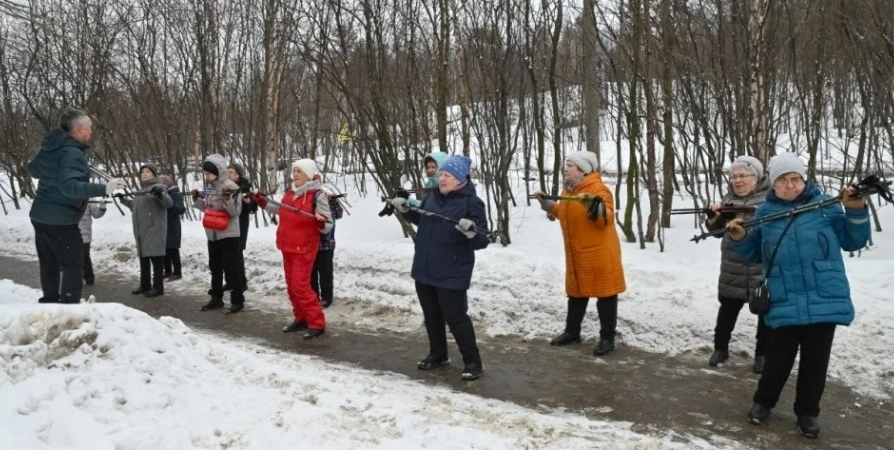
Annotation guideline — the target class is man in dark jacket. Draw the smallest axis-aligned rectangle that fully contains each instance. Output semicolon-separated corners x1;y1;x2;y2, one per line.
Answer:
227;162;257;290
389;155;490;381
29;108;125;303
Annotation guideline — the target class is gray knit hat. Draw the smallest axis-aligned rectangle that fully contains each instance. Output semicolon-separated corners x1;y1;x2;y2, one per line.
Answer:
730;155;763;180
767;152;806;184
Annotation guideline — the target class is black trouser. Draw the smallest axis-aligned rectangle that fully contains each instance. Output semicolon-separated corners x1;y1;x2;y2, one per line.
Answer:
33;221;84;304
311;249;335;304
564;296;618;341
163;248;182;276
139;256;164;292
714;295;769;356
238;214;250;287
83;243;95;283
208;237;245;305
753;323;837;418
416;282;481;367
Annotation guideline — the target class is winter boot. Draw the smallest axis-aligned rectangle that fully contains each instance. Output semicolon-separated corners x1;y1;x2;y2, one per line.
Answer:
167;274;182;281
593;339;615;356
550;332;582;346
797;416;820;438
131;288;147;295
226;303;244;315
200;299;225;311
303;328;325;339
321;298;332;308
709;349;729;367
747;403;771;425
222;284;232;292
417;354;450;370
283;321;308;333
753;355;766;374
461;364;485;381
144;289;164;298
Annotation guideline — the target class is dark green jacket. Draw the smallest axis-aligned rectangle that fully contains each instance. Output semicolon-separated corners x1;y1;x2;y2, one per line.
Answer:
29;128;106;225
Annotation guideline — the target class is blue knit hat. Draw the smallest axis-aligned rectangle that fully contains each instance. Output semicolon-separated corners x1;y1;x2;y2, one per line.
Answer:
439;155;472;182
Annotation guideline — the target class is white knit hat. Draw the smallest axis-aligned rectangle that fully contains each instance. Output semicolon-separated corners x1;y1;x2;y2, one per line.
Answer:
565;151;600;175
767;152;806;184
730;155;764;180
291;159;319;179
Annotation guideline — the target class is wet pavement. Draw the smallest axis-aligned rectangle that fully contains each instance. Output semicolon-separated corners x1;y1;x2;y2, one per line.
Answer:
1;254;891;449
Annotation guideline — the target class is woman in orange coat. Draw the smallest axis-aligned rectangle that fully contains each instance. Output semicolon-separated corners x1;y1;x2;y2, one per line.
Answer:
534;151;626;356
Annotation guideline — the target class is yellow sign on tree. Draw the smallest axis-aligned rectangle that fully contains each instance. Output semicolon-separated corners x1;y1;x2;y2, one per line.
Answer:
337;123;354;142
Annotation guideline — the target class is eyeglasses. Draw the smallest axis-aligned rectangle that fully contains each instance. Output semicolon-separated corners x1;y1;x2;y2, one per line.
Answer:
730;174;756;181
775;175;804;186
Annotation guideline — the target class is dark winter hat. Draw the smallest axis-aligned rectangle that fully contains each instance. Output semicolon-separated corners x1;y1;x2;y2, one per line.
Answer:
439;155;472;182
202;160;219;177
228;162;245;178
139;163;160;177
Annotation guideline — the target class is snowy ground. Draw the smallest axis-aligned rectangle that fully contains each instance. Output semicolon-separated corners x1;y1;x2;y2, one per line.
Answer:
1;172;892;402
0;279;743;449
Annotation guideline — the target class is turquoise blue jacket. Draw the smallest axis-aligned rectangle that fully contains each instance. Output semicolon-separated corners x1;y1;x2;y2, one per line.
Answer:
732;183;870;329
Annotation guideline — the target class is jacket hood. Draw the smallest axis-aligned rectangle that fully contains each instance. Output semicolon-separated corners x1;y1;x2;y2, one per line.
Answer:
41;127;85;154
204;154;229;179
424;151;451;169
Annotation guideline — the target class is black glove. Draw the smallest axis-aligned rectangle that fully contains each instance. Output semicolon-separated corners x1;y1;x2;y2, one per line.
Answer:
396;188;410;199
378;203;394;217
151;186;164;199
587;196;607;224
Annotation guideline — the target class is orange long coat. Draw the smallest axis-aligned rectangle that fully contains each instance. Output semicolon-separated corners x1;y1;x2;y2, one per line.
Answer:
550;173;626;298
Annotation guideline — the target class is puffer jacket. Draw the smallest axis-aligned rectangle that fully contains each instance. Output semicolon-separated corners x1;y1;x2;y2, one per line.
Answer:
193;154;243;241
705;177;771;301
732;183;871;328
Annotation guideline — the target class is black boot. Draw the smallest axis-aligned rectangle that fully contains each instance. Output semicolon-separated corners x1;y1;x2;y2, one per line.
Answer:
461;363;485;381
593;339;615;356
222;284;232;292
550;332;582;346
303;328;325;339
132;288;146;295
321;298;332;308
282;321;308;333
201;299;225;311
753;355;766;374
144;289;164;298
747;403;771;425
797;416;820;438
417;354;450;370
225;303;244;315
709;349;730;367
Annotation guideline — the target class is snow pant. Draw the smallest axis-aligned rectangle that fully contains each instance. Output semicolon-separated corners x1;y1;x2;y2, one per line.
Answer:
564;296;618;341
415;282;482;367
714;295;768;355
753;323;837;418
208;238;245;305
311;249;335;305
139;256;164;293
83;243;95;284
238;213;250;287
282;250;326;330
33;221;84;304
163;248;182;276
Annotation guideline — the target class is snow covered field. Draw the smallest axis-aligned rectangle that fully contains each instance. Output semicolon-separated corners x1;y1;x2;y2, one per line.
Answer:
0;279;744;449
1;171;892;403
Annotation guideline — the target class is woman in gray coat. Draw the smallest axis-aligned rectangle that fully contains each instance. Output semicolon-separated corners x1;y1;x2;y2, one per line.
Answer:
121;163;173;297
704;155;770;372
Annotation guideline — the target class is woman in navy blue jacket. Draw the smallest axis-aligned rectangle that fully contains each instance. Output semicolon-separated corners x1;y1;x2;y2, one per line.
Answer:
727;152;870;438
389;155;490;380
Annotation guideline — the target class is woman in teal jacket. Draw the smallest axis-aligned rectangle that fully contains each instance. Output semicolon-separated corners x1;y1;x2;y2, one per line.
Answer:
727;152;870;439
